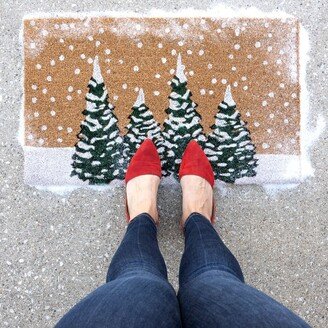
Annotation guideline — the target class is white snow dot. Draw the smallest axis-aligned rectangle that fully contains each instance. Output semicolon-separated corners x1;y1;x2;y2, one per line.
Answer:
105;49;111;55
279;50;285;55
46;75;52;82
161;57;167;64
255;41;261;48
118;59;124;64
41;29;49;36
233;82;238;87
66;95;72;101
198;49;204;56
135;24;141;31
246;111;251;117
262;100;268;106
50;110;56;116
57;126;63;131
32;97;37;104
95;40;101;47
122;83;127;90
199;89;206;95
133;66;139;72
134;87;139;92
36;64;42;70
279;83;285;88
137;42;143;48
30;42;36;49
67;127;73;133
59;38;64;43
268;92;275;98
80;54;86;59
77;90;82;94
155;73;161;79
30;20;36;26
42;88;47;94
228;54;234;59
38;139;44;145
269;113;275;119
232;66;237;71
41;125;47;131
57;138;63;143
268;33;273;38
276;143;283;149
154;91;160;96
50;97;55;102
292;93;297;99
50;59;55;66
284;118;289;124
74;68;80;75
243;86;248;91
33;112;39;117
68;86;74;92
267;128;272;133
207;63;212;69
254;121;260;127
211;78;217;84
216;28;222;33
187;49;193;55
291;138;296;144
221;79;227;85
68;45;74;51
113;95;119;101
267;46;273;52
234;44;241;50
209;90;214;95
241;76;247;81
247;54;253;59
235;28;240;36
276;59;282;65
189;70;194;76
171;49;177;56
170;68;175;74
263;60;268;66
264;22;270;28
277;71;282;76
87;35;94;41
27;134;34;140
262;143;270;149
59;55;65;61
178;40;184;46
158;43;163;49
31;84;38;90
165;27;170;33
99;27;105;34
87;57;93;64
183;23;189;29
284;102;290;107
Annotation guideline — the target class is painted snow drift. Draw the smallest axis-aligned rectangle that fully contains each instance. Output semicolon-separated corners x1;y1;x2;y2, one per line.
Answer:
22;14;306;187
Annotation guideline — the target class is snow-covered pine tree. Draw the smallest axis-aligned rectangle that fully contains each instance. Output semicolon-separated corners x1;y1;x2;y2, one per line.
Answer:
162;53;206;177
205;85;258;183
71;56;125;184
123;88;165;167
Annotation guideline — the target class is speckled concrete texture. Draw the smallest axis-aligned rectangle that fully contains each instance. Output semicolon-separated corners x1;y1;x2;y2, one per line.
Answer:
0;1;327;327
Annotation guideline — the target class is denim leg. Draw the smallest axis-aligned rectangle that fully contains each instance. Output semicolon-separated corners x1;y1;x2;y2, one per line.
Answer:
178;213;310;328
55;213;181;328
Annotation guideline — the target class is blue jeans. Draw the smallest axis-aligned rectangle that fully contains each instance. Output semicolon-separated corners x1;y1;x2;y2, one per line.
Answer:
56;213;310;328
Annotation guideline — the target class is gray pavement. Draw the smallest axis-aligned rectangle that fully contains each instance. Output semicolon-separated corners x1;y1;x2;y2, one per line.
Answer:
0;0;327;327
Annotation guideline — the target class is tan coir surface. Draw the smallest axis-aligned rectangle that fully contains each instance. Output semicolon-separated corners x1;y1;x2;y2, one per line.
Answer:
23;17;301;154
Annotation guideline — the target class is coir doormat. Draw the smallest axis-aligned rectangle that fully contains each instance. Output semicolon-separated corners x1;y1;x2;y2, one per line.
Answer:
21;11;308;187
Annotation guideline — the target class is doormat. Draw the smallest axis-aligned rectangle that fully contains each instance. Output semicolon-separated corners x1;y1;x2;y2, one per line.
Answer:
21;11;308;187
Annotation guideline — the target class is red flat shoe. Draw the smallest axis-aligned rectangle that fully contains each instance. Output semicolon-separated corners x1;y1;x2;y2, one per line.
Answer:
179;140;216;225
125;138;162;223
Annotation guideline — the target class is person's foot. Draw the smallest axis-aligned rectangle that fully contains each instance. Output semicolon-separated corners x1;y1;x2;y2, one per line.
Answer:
126;175;160;223
180;175;213;224
178;140;215;225
124;139;162;223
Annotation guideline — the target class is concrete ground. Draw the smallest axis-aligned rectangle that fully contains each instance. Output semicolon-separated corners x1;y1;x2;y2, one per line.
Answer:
0;0;327;327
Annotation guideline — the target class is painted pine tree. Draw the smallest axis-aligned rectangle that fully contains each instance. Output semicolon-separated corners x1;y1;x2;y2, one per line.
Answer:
71;56;125;184
205;85;258;183
123;88;165;168
162;53;206;177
